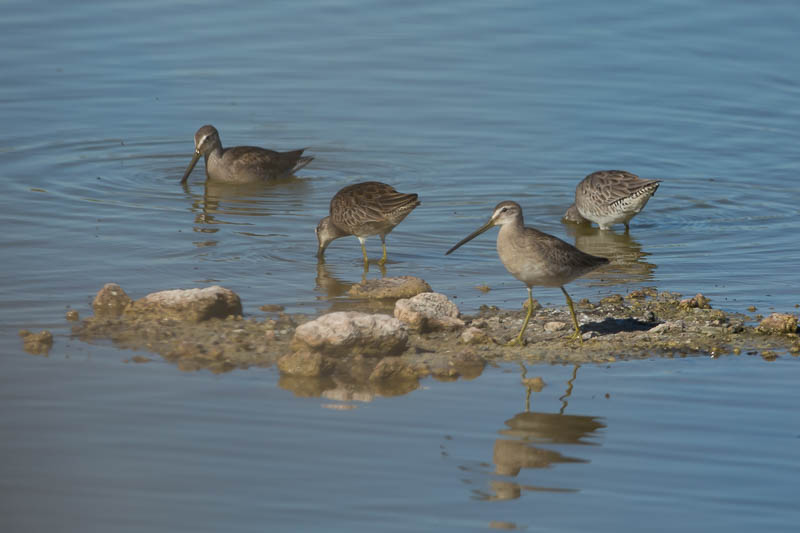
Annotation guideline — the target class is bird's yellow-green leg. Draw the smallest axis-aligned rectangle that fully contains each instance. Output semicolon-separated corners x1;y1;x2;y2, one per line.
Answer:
358;237;369;270
506;287;534;346
560;286;583;345
378;237;387;266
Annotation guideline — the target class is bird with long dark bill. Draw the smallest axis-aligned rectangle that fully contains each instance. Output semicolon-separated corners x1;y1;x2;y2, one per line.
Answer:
316;181;420;269
180;125;313;185
446;201;608;345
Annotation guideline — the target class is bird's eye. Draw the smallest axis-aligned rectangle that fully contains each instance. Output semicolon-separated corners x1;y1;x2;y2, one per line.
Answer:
500;207;507;213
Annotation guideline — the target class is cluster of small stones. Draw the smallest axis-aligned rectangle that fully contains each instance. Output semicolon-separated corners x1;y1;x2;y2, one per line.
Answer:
64;279;800;397
278;291;482;394
73;283;297;374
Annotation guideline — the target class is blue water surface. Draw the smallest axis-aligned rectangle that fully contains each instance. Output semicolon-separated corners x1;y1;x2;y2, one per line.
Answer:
1;1;799;531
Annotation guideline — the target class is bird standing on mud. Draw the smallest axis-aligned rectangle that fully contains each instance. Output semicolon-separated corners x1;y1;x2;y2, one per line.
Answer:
447;201;608;345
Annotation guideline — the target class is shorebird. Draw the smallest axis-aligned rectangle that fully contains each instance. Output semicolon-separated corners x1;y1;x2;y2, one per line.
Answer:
180;125;313;184
316;181;420;268
446;201;608;346
563;170;661;230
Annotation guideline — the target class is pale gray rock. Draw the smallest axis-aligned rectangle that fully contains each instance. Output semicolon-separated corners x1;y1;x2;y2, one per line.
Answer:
544;321;567;333
291;312;408;357
124;286;242;322
394;292;464;331
757;313;798;335
460;326;492;345
648;320;686;334
369;356;418;381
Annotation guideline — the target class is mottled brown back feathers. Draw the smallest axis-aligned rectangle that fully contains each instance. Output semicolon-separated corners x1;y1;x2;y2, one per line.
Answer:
330;181;420;236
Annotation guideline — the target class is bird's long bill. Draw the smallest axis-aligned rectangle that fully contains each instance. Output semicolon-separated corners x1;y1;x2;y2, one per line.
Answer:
180;151;201;184
445;219;494;255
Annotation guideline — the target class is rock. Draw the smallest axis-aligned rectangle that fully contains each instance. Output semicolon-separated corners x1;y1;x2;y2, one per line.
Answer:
277;350;336;377
348;276;432;299
19;329;53;355
290;312;408;357
65;309;80;321
394;292;464;331
369;357;418;381
680;293;712;310
460;326;492;345
757;313;798;335
124;286;242;322
92;283;132;317
259;304;285;312
544;321;567;333
698;326;725;337
648;320;685;334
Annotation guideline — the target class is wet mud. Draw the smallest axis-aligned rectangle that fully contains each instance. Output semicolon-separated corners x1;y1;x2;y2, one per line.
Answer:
59;282;800;401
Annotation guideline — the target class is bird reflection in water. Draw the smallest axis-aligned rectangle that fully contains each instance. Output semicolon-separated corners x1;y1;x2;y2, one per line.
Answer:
314;260;396;317
182;178;311;244
315;254;387;294
314;260;354;299
475;364;606;501
562;222;657;286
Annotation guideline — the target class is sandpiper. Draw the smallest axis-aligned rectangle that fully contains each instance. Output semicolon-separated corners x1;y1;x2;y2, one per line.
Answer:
316;181;420;268
564;170;661;230
180;125;313;184
447;201;608;345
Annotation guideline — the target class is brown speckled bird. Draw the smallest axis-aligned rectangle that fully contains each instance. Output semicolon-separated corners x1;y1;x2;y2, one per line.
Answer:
180;125;313;184
316;181;420;267
564;170;661;230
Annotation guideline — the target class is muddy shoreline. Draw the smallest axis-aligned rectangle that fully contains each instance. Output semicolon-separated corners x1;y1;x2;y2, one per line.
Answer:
44;279;796;401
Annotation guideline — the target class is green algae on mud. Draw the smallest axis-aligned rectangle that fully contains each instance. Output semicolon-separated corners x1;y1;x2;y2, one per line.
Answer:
68;283;800;399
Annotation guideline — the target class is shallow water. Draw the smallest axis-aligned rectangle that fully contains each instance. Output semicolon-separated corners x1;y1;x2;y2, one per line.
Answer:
3;352;799;532
2;0;800;531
